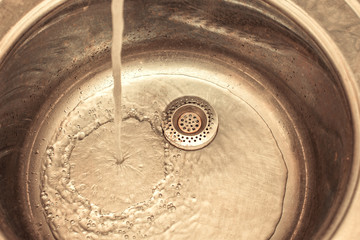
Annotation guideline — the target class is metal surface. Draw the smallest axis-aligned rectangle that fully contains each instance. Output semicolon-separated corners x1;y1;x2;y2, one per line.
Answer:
0;0;359;239
163;96;218;150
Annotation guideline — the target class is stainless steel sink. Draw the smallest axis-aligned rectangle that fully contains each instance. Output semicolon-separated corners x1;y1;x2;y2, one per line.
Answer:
0;0;359;239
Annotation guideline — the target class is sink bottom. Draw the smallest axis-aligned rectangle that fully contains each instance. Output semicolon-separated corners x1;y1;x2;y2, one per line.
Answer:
24;50;305;239
0;0;355;239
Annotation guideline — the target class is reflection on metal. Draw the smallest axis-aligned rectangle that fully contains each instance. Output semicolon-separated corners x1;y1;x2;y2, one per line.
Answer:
0;0;359;239
163;96;218;150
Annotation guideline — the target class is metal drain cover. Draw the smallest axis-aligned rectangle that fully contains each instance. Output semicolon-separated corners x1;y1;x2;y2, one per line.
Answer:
163;96;219;150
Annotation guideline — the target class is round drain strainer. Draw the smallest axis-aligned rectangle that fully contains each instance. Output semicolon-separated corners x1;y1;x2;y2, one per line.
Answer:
163;96;219;150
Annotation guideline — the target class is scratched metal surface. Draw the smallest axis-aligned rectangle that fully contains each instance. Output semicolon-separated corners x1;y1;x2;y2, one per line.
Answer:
0;0;359;239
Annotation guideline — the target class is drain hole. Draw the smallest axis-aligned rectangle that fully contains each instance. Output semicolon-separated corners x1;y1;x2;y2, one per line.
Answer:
163;96;219;150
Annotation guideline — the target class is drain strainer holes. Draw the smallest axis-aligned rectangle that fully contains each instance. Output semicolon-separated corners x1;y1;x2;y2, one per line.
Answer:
178;112;202;134
163;96;219;150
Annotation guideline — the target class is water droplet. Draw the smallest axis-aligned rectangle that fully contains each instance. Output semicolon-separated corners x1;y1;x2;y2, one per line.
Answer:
78;132;85;140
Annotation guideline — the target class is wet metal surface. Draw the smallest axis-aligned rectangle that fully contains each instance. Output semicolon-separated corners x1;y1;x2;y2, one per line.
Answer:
0;0;359;239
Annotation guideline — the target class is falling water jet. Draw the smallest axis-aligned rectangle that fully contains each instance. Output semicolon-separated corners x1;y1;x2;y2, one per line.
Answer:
111;0;125;164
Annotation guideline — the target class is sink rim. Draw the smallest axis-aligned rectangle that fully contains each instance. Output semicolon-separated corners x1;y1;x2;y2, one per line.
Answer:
0;0;359;239
266;1;360;239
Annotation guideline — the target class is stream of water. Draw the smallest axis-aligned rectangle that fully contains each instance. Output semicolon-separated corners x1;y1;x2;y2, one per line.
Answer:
111;0;124;164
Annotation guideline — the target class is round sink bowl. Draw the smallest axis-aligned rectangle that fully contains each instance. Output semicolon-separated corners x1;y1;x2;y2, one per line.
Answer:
0;0;359;239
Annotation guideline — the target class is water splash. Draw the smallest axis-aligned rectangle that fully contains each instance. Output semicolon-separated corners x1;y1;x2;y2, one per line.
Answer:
40;77;288;239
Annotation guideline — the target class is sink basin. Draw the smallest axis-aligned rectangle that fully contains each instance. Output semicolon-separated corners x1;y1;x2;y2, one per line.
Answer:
0;0;359;239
